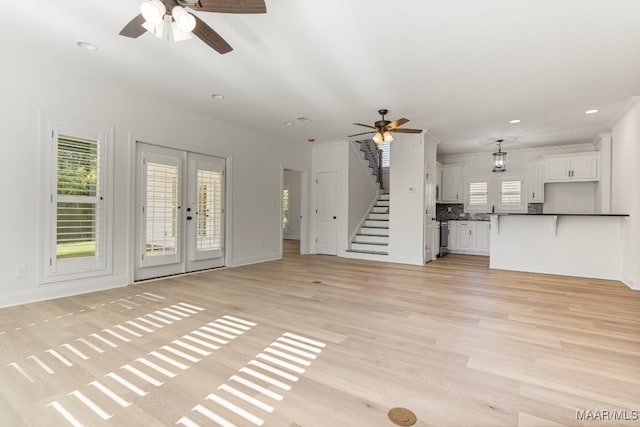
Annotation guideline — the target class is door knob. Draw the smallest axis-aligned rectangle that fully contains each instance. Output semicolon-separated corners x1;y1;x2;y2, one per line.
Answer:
333;216;337;219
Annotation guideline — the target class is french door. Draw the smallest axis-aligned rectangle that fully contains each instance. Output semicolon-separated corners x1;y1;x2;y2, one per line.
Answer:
135;143;225;281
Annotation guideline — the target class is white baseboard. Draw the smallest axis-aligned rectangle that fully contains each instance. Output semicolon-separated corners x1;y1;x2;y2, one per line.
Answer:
0;275;130;308
621;279;637;290
230;253;281;268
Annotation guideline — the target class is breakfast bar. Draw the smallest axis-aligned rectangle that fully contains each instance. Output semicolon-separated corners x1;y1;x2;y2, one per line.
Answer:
489;213;630;280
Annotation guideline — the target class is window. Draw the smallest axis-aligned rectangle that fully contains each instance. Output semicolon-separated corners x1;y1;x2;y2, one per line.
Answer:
466;181;489;212
41;117;112;282
282;188;290;230
498;178;526;212
378;141;390;167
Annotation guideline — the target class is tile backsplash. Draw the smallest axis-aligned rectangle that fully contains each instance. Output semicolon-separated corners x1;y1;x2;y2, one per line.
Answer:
436;204;490;221
436;203;545;221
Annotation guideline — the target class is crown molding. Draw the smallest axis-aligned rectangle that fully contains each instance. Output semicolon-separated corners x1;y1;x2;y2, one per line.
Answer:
439;142;596;161
609;96;640;128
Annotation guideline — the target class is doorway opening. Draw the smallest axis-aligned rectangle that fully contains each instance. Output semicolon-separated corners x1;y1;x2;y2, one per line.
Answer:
281;168;306;258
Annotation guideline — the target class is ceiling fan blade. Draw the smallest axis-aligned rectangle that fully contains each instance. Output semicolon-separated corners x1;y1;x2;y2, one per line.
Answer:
192;15;233;54
385;118;409;130
119;14;147;38
353;122;377;130
390;128;423;134
193;0;267;13
348;131;376;137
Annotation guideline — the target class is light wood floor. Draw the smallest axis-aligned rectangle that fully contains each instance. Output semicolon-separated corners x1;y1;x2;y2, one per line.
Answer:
1;244;639;426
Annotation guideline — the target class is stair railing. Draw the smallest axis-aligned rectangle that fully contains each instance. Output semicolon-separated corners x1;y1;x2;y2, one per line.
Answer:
359;139;384;191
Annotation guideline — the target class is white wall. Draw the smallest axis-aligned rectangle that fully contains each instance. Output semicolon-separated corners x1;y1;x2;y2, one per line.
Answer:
388;133;426;265
543;182;597;214
611;97;640;289
348;142;379;241
440;143;605;213
0;50;312;307
283;170;302;240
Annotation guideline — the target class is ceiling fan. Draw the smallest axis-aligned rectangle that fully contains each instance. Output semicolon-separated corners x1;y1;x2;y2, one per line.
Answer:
349;109;422;143
119;0;267;54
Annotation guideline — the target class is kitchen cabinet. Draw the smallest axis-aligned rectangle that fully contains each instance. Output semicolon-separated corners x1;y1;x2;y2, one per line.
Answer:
440;165;462;203
447;220;490;255
527;160;544;203
543;153;600;183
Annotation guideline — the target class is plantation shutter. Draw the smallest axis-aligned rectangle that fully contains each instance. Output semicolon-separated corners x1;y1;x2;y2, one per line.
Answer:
468;181;489;211
55;135;100;260
499;179;524;211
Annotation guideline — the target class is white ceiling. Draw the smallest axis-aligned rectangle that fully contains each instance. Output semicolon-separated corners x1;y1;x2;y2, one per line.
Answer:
2;0;640;155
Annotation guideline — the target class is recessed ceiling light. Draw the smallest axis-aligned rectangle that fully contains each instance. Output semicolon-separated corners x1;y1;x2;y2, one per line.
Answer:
508;119;521;124
585;109;599;114
284;122;293;126
211;94;225;100
76;41;97;51
296;117;312;123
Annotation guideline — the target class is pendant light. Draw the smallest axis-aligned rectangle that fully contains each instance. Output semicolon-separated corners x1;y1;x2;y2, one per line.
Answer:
492;139;507;172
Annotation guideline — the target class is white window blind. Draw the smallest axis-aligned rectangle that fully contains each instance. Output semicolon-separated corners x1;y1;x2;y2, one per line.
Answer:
196;169;223;251
145;162;179;257
499;179;525;211
282;188;290;230
56;135;100;260
378;141;390;167
468;181;489;209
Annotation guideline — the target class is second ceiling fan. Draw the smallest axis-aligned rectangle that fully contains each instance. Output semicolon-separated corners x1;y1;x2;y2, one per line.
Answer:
119;0;267;54
349;109;422;144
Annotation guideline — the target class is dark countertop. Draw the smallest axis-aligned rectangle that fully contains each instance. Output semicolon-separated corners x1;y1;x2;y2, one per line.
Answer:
493;213;629;217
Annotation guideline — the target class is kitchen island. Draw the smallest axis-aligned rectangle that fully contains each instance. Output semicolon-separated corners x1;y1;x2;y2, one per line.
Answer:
489;213;629;280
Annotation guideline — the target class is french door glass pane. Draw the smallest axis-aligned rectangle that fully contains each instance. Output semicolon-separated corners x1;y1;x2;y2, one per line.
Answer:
146;162;179;257
196;169;222;251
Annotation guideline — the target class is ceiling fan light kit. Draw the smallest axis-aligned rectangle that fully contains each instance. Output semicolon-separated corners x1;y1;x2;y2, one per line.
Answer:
140;0;166;25
172;6;196;32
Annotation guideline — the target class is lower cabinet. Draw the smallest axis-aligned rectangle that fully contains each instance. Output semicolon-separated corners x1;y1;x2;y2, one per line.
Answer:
448;221;490;255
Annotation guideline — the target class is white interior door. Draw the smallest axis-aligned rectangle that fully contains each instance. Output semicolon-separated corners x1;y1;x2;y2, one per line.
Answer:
186;152;225;271
135;143;226;281
315;171;338;255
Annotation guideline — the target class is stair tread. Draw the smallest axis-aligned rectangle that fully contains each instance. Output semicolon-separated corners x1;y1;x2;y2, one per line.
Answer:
361;226;389;229
356;234;390;237
346;249;389;255
352;242;388;246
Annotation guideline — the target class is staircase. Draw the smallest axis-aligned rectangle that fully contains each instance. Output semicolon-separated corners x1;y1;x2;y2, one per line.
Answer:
346;193;390;256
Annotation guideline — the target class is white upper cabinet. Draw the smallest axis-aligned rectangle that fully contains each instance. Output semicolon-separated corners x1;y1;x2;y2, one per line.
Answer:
527;160;544;203
440;165;462;203
543;152;600;183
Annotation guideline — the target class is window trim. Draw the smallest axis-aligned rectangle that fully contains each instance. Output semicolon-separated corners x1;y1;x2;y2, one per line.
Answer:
39;113;114;284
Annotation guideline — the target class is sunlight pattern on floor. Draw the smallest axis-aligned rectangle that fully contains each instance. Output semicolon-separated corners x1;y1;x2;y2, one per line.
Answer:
46;315;257;426
177;332;326;427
